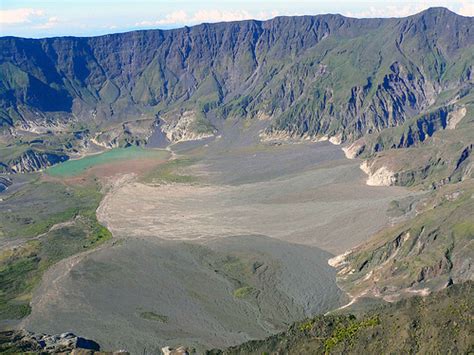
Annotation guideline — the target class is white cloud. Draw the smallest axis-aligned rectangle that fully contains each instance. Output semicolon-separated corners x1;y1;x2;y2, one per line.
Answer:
257;10;281;19
0;7;60;30
191;10;253;23
135;10;186;26
35;16;59;29
0;8;45;25
458;0;474;16
345;4;427;18
344;1;474;18
157;10;189;25
135;9;281;27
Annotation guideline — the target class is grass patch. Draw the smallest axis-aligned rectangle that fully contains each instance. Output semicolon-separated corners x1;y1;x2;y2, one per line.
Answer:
185;245;267;306
324;316;380;353
215;282;473;354
190;116;217;135
0;244;39;320
299;319;316;332
141;158;197;184
0;178;103;239
453;221;474;238
0;215;111;321
341;181;474;296
233;286;255;299
0;178;111;321
139;311;168;323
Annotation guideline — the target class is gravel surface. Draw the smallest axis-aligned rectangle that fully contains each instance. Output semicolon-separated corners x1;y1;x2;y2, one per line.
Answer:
23;130;411;354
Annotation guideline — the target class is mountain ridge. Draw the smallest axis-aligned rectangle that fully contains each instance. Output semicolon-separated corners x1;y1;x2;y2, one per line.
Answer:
1;7;465;41
1;7;472;161
0;7;473;353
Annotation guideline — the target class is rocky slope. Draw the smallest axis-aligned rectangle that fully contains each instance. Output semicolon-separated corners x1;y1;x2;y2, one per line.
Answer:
331;180;474;302
319;76;474;334
0;329;101;353
210;281;473;354
0;8;473;172
0;148;69;173
345;87;473;187
0;7;472;353
0;176;12;192
6;282;472;354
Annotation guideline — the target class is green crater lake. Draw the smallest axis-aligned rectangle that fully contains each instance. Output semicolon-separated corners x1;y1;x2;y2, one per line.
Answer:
46;147;169;177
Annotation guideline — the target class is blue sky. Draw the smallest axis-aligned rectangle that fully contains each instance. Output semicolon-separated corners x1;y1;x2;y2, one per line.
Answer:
1;0;473;38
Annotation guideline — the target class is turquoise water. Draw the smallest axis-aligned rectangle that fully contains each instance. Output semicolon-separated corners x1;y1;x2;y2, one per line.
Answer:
46;147;169;177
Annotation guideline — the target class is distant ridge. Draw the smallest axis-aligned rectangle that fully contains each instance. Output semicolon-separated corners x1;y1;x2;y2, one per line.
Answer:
0;7;472;172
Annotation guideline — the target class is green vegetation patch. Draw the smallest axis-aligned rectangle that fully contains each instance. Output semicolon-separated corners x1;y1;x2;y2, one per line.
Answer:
190;116;217;135
210;282;473;354
0;216;111;321
341;181;474;296
142;158;197;184
233;286;255;299
139;311;169;323
453;221;474;238
0;177;111;321
184;244;272;306
1;177;102;239
324;316;380;353
0;243;39;319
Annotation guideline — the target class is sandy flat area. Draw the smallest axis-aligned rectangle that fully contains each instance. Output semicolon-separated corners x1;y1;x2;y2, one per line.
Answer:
23;139;411;353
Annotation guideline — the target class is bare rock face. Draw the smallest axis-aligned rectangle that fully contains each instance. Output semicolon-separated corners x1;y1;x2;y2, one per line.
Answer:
160;111;216;143
161;345;190;355
0;8;471;177
360;161;397;186
0;329;104;353
342;141;366;159
2;149;69;174
446;106;467;129
332;181;474;303
344;105;452;161
92;119;155;148
0;175;12;192
1;8;472;143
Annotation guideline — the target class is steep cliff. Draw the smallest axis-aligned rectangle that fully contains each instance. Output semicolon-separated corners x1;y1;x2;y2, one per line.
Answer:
345;87;473;187
0;8;472;156
0;149;69;173
331;180;474;302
